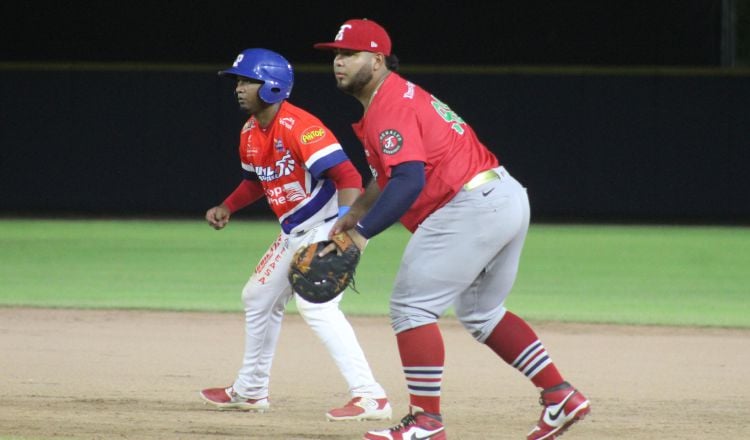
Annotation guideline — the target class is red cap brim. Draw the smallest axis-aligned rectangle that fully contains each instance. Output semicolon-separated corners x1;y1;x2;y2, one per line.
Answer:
313;41;377;53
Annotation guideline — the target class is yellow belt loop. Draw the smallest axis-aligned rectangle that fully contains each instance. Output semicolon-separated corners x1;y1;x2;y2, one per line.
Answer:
463;169;500;191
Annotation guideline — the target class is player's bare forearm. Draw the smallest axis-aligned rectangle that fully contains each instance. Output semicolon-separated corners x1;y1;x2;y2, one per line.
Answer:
349;180;381;219
206;204;231;230
337;187;361;209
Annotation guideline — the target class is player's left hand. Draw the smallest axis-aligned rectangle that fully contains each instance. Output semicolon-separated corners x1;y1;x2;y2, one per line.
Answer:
206;204;231;230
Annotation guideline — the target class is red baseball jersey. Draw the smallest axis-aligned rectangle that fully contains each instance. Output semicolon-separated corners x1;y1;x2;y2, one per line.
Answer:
239;101;348;234
352;73;499;231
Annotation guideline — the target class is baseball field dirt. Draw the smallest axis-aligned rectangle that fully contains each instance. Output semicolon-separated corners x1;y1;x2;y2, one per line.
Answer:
1;308;748;439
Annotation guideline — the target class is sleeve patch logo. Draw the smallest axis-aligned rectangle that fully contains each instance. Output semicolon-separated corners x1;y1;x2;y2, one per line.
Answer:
300;126;326;144
279;117;295;130
379;129;403;155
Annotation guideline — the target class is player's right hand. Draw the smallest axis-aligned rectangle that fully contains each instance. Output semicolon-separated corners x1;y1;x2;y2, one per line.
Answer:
326;213;368;256
206;205;231;230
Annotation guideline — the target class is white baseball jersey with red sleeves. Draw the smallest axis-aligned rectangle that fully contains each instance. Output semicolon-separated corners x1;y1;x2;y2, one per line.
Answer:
352;73;499;232
238;101;348;234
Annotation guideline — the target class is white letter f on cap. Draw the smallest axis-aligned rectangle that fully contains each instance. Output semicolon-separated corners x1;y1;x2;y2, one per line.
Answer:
335;24;352;41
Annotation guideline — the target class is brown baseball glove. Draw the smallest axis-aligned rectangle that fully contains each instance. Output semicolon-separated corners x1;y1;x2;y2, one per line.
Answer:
288;232;361;303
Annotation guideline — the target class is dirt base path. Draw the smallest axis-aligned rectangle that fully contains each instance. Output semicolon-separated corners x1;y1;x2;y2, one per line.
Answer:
1;308;748;439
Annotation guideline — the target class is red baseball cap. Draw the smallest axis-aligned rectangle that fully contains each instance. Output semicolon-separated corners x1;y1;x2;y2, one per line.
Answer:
313;19;392;56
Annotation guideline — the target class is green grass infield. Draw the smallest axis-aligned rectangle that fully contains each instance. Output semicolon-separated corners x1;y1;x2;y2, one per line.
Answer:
1;219;747;328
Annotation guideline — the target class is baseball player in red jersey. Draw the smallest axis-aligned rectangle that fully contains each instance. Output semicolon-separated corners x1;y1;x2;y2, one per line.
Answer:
199;48;391;422
315;20;590;439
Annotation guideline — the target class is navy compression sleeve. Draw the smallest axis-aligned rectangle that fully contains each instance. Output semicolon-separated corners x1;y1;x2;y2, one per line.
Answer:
356;161;425;239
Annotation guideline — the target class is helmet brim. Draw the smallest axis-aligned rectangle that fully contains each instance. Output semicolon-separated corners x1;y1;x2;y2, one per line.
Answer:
218;67;242;77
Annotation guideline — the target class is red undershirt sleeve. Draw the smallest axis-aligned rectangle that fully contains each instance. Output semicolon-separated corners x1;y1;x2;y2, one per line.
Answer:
222;179;265;213
325;160;362;190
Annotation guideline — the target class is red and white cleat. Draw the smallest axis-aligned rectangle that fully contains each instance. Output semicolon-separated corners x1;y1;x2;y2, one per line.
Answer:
199;386;269;412
326;396;392;421
527;382;590;440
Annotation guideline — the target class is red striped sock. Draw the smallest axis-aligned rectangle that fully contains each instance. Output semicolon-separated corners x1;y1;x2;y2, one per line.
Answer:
484;311;563;389
396;323;445;414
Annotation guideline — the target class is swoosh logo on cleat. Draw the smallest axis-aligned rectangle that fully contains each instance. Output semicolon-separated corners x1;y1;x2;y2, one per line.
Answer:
548;391;576;422
412;427;445;440
481;188;495;197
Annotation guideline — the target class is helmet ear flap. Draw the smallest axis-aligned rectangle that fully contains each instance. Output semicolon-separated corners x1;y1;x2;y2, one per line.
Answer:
258;79;288;104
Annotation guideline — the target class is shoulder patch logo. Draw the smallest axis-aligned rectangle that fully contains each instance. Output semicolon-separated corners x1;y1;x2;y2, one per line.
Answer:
279;117;295;130
300;126;326;144
379;129;403;155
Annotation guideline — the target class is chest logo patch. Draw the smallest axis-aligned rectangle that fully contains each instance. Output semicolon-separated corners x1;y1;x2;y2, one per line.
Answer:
300;126;326;144
273;138;284;152
379;129;403;155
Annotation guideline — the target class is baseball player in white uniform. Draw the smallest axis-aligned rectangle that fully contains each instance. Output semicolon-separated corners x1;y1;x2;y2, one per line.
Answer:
199;48;390;422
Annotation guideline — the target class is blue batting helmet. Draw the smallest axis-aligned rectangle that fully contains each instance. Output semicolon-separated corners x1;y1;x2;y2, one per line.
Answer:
219;48;294;104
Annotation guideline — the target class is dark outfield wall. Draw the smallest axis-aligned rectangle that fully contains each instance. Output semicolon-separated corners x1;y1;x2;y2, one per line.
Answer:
1;65;748;223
